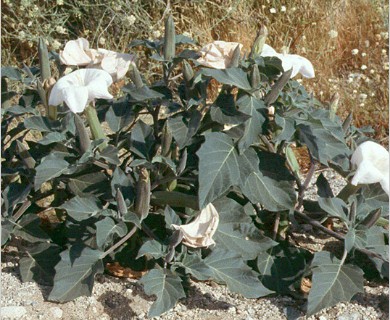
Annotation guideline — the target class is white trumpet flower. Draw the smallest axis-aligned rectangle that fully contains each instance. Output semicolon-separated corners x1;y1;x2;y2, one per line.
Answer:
350;141;389;195
48;69;113;113
197;41;243;69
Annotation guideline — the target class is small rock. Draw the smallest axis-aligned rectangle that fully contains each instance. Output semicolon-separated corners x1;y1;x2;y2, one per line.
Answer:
50;307;63;319
1;306;27;319
228;306;236;314
319;316;328;320
337;313;362;320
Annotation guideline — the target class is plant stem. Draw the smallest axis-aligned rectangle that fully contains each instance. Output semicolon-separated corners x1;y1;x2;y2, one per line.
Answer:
84;104;107;150
101;226;137;259
13;200;31;221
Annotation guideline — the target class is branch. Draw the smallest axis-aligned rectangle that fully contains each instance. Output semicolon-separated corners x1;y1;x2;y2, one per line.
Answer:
101;226;137;259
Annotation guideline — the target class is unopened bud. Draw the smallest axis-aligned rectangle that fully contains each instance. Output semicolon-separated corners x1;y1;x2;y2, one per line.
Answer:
329;92;340;121
161;122;172;157
74;114;91;154
182;60;194;83
163;14;176;61
229;44;241;68
135;167;151;221
129;64;144;89
360;208;381;228
116;187;128;216
250;25;268;57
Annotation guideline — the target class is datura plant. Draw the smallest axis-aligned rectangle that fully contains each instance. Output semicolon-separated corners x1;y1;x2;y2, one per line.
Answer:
1;16;388;318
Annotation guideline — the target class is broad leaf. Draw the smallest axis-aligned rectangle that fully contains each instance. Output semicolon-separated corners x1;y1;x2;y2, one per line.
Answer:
24;116;53;132
105;101;134;132
48;245;103;302
136;240;167;259
318;197;348;222
167;111;202;149
38;132;67;145
122;85;164;101
307;251;364;315
201;68;252;91
95;217;127;250
130;120;155;159
13;214;50;243
204;248;273;298
34;154;69;190
60;196;101;221
197;132;240;209
175;252;212;281
139;269;186;318
236;94;266;153
19;243;61;285
213;198;276;260
164;206;182;228
68;172;109;197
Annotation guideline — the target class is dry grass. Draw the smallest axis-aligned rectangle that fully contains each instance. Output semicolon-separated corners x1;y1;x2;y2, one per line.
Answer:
1;0;388;141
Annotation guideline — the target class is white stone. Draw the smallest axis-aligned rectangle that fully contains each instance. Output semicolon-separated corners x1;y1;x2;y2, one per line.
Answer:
1;306;27;318
50;307;63;318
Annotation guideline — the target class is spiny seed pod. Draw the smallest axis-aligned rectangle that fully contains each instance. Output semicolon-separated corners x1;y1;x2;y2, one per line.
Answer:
161;122;172;157
342;111;353;133
229;45;241;68
116;187;128;216
38;37;51;81
135;167;151;221
329;92;340;121
16;140;35;169
360;208;381;228
129;64;144;89
250;25;268;57
250;64;261;89
182;60;194;83
176;148;187;175
74;114;91;154
163;14;176;61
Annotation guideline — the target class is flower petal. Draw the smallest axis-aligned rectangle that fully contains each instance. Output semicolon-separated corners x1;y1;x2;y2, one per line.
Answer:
60;38;92;66
62;86;89;113
260;44;278;56
197;41;243;69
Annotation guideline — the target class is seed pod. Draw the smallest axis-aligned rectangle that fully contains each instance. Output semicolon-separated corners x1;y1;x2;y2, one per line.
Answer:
74;114;91;154
38;37;51;81
161;122;172;157
229;44;241;68
16;140;35;169
360;208;381;228
163;14;176;61
342;112;353;133
250;25;268;58
182;60;194;83
250;64;261;89
116;187;128;216
135;167;151;221
329;92;340;121
129;64;144;89
176;148;187;175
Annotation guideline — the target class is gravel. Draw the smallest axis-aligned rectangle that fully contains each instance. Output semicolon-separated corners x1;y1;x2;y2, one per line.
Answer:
1;169;388;319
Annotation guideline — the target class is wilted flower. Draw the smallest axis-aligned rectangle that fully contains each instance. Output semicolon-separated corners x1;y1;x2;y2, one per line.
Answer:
172;203;219;248
260;44;315;78
48;69;113;113
351;141;389;195
351;49;359;55
270;8;277;13
59;38;135;81
197;41;243;69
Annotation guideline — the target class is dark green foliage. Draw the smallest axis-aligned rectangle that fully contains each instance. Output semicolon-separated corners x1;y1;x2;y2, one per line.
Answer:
1;26;388;319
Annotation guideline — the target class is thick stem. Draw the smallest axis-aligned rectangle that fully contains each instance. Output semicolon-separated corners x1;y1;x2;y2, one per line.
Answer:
84;104;107;150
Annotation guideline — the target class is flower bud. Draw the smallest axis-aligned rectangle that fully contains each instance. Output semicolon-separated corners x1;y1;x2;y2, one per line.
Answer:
135;167;151;221
229;44;241;68
329;92;340;120
163;14;176;61
360;208;381;228
129;64;144;89
116;187;128;216
74;114;91;154
250;25;268;57
161;122;172;157
182;60;194;83
38;37;51;81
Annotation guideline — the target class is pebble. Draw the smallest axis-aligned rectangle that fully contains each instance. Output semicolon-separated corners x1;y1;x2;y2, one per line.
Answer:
50;307;63;318
1;306;27;318
319;316;328;320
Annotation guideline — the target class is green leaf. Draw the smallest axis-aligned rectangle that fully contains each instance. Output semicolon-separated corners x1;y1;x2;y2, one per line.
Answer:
1;218;15;246
274;115;296;143
344;228;366;252
318;197;348;222
2;182;31;215
95;217;127;250
257;245;310;293
175;252;212;281
60;196;101;221
236;95;266;153
1;66;23;81
19;243;61;285
307;251;364;315
48;245;103;302
105;101;134;132
98;145;120;165
38;132;67;145
130;120;155;159
213;198;277;260
122;85;164;101
164;206;181;228
204;248;273;298
316;173;334;198
167;111;202;149
68;172;109;197
201;68;252;91
34;155;69;190
197;132;240;209
13;214;50;243
24;116;53;132
136;240;167;259
210;92;250;125
139;269;186;317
